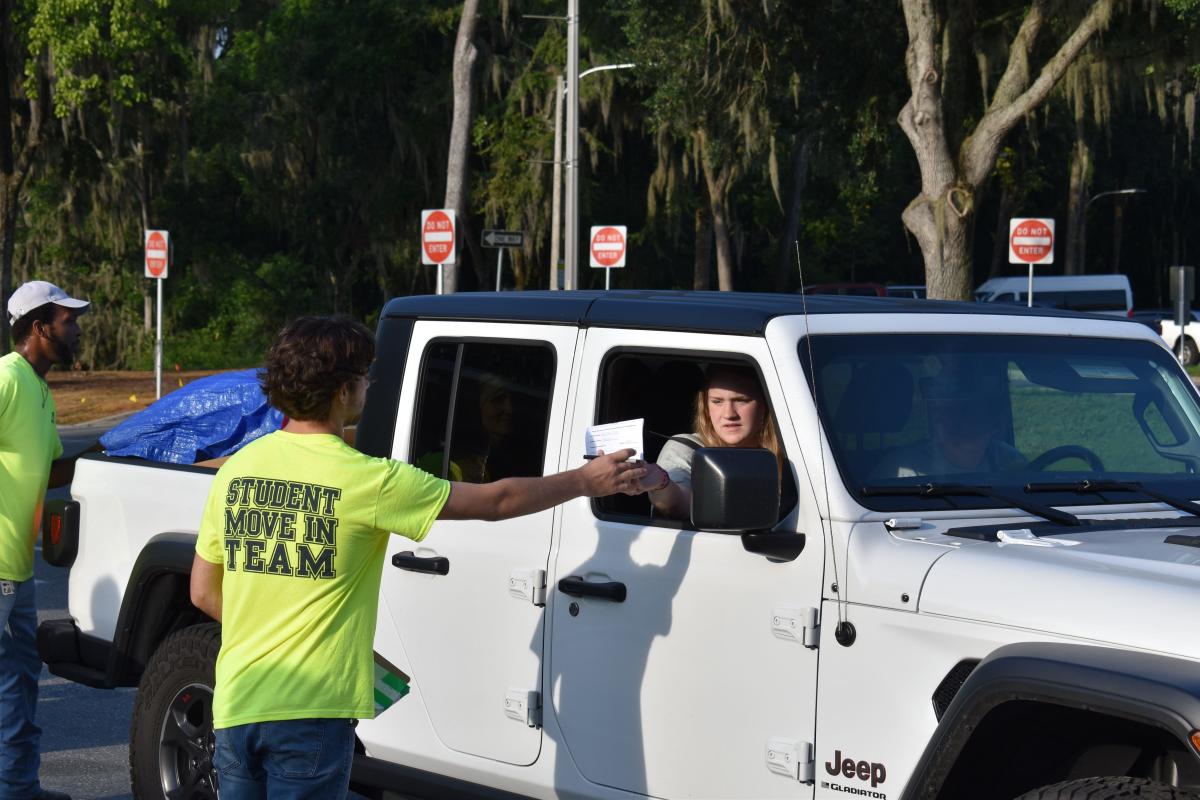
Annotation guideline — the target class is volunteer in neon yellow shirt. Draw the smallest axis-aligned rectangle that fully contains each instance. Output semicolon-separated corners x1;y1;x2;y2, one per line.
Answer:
1;280;89;800
190;315;642;800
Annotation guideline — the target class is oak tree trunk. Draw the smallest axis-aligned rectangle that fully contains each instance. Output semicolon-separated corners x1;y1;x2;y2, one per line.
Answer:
0;0;15;353
1064;116;1092;275
989;180;1018;279
775;133;812;291
442;0;480;294
697;135;735;291
0;1;39;353
693;205;712;290
898;0;1114;299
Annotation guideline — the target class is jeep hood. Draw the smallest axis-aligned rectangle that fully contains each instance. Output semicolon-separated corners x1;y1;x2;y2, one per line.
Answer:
919;526;1200;659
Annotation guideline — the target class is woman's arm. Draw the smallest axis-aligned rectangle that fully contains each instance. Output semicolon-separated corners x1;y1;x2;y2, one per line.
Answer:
632;436;697;520
648;477;690;519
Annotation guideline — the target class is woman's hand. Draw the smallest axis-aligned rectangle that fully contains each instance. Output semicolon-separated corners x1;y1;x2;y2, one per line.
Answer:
621;462;670;495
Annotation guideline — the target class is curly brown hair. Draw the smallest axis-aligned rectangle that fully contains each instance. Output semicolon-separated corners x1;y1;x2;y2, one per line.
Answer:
260;315;375;421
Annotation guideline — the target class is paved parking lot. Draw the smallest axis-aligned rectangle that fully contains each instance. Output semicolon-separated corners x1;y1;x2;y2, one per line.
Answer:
35;545;136;800
34;420;137;799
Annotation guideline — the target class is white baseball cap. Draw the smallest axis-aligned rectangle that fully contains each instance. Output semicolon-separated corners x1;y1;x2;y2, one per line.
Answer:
7;280;90;324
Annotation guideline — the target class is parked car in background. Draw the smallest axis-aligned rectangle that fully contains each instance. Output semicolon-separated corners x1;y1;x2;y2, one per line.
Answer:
974;275;1133;317
1158;317;1200;364
885;284;926;299
1130;308;1200;334
802;281;886;296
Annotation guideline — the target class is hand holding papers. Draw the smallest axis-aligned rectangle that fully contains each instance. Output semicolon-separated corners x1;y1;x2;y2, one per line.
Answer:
584;418;644;461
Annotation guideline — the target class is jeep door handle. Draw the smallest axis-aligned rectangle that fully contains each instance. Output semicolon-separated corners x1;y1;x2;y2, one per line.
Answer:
392;551;450;576
557;576;626;603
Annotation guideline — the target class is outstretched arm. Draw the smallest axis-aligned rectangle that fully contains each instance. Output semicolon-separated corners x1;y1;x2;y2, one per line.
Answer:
439;449;644;521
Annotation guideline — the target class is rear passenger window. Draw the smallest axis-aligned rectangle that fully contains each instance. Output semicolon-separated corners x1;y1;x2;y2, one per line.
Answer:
410;341;555;483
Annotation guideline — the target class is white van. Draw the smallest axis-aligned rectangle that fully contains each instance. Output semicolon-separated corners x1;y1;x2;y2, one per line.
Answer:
974;274;1133;316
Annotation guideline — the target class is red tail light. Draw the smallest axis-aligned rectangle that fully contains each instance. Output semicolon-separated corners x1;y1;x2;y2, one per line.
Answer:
41;499;79;568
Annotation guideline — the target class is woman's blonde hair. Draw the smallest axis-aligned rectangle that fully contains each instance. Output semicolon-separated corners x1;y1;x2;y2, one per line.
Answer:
692;364;783;472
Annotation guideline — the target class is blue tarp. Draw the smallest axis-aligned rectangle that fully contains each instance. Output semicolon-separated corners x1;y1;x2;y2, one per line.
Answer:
100;369;283;464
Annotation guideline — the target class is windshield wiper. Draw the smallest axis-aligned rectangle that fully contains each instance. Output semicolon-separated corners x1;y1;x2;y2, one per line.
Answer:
1025;480;1200;518
861;483;1081;526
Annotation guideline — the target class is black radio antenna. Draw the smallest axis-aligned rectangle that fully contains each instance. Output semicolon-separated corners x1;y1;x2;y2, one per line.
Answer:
796;242;852;641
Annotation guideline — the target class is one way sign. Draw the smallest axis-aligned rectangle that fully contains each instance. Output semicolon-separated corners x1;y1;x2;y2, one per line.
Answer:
482;229;524;248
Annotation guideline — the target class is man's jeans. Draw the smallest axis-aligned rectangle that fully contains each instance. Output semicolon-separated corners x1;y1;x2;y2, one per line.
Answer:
0;578;43;800
214;718;355;800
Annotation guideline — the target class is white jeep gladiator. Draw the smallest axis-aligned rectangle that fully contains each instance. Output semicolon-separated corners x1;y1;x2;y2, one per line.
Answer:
37;291;1200;800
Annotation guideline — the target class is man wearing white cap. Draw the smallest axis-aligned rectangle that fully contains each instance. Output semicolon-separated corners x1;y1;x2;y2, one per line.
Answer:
0;280;89;800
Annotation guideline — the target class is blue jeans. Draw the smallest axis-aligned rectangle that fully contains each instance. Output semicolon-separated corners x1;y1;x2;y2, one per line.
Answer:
214;718;356;800
0;578;42;800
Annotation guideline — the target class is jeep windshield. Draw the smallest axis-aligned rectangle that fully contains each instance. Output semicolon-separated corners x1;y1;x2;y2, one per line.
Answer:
801;333;1200;513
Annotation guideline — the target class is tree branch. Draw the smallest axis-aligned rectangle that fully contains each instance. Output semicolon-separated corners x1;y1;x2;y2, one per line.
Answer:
964;0;1113;186
13;51;47;184
898;0;955;199
985;0;1047;114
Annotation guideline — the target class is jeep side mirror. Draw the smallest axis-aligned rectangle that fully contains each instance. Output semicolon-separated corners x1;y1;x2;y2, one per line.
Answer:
690;448;780;532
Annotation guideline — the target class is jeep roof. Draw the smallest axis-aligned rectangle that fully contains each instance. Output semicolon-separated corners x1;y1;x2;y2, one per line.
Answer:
381;290;1118;337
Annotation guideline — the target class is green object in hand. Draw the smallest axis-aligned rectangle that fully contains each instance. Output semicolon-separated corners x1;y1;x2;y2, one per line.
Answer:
373;651;411;716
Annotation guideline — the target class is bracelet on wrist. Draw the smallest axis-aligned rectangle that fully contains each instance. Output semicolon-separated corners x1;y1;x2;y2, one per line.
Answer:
652;469;671;492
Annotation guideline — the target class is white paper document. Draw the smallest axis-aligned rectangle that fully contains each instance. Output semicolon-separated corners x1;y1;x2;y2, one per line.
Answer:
584;418;644;461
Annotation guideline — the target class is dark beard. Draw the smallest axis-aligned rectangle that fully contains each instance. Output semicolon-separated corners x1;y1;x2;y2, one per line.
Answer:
47;330;76;365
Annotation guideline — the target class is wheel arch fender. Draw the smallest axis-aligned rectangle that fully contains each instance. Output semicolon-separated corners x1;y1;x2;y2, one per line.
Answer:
900;642;1200;800
110;531;208;686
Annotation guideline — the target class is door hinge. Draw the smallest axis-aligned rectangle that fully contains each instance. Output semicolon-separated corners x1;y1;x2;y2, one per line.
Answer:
504;689;541;728
771;606;819;648
766;738;813;782
508;568;547;606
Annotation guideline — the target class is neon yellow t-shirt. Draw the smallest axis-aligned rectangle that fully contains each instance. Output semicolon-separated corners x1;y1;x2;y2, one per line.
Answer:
195;430;450;729
0;352;63;582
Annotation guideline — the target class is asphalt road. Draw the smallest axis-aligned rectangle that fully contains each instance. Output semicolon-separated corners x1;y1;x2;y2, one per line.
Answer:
38;417;136;799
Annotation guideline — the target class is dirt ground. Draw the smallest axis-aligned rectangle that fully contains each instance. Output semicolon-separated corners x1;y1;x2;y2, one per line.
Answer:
47;369;228;425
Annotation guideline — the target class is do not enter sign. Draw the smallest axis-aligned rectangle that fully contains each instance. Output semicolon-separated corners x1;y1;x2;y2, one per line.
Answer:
145;229;170;279
589;226;627;268
421;209;457;265
1009;218;1055;265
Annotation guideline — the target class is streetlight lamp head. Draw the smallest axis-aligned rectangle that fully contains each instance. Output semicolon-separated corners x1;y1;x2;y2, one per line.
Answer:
1085;188;1148;211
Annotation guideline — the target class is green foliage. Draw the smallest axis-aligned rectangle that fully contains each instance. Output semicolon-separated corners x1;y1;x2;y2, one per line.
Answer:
4;0;1199;366
1166;0;1200;23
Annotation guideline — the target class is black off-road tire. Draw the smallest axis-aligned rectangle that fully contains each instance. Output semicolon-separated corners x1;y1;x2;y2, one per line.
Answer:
1016;777;1200;799
129;623;221;800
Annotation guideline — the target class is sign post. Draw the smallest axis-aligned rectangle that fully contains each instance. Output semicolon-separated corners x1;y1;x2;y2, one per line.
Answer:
421;209;457;294
144;229;170;399
589;226;627;290
1009;218;1055;307
481;229;525;291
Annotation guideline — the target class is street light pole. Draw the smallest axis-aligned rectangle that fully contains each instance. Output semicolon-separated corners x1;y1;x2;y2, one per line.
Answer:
558;63;635;290
1080;188;1146;273
564;0;579;291
549;74;564;290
